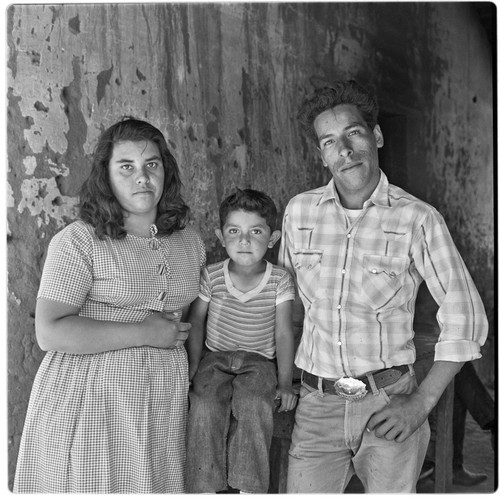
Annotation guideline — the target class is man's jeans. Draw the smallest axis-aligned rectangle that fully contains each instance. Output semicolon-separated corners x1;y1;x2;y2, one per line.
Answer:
185;350;277;493
287;373;430;493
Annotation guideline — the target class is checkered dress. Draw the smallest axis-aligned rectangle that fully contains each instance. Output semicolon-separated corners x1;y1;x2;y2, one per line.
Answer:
14;221;206;493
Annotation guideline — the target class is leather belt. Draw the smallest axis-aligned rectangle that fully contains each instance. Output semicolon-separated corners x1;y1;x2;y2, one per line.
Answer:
302;365;411;394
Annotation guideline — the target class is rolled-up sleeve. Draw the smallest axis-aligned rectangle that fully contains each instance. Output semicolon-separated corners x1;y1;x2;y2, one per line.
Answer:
412;209;488;362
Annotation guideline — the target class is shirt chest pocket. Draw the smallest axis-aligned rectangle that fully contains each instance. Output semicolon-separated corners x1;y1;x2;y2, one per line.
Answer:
362;254;409;311
291;250;323;299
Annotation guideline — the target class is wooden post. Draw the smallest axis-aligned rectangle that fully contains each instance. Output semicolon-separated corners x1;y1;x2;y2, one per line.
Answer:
434;379;455;492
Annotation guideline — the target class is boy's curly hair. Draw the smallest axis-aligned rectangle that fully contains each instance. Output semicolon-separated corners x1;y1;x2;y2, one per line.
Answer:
219;188;278;232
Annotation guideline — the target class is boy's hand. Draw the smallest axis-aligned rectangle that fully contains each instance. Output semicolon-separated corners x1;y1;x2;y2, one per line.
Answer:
276;386;298;412
188;362;199;383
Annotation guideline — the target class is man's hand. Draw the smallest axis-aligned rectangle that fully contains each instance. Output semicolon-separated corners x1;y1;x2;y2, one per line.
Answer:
367;360;465;443
366;391;430;442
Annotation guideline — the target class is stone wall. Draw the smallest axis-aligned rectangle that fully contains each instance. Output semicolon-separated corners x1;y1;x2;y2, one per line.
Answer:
7;2;494;488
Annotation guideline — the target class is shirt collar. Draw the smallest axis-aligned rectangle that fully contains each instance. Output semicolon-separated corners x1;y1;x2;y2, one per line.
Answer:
368;170;391;208
319;169;391;208
318;178;338;205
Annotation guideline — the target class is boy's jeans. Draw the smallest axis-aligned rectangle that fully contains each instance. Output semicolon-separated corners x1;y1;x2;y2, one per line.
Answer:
186;350;277;493
287;373;430;493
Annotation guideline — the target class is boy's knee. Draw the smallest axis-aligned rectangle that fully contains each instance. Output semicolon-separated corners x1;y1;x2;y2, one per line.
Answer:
235;391;274;416
192;390;224;406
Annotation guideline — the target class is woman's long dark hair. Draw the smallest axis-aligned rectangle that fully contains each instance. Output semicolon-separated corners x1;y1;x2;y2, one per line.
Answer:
79;117;190;239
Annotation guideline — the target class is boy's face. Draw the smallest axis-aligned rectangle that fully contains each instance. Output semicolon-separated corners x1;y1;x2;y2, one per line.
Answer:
215;209;281;268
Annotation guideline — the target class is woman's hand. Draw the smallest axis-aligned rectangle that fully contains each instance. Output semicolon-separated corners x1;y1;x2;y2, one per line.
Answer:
141;312;191;349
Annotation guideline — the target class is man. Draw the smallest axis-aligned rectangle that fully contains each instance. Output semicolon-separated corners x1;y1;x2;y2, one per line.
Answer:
278;80;488;493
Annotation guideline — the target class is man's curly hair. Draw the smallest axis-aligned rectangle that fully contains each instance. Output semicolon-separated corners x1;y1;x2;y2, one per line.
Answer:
297;80;379;143
79;117;189;239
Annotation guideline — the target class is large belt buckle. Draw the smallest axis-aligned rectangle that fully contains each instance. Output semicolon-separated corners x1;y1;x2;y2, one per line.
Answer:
334;377;368;401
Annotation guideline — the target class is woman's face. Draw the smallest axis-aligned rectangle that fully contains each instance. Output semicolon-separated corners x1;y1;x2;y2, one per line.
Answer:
108;140;165;218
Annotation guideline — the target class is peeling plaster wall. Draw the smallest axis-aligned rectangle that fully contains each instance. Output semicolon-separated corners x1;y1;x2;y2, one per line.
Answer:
400;4;495;386
7;2;494;488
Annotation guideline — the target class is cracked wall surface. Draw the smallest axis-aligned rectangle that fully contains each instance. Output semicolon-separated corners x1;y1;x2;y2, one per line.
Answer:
7;2;494;489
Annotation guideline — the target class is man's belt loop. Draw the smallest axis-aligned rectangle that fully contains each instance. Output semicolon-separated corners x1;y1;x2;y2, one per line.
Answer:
408;364;415;376
365;372;379;395
318;376;324;396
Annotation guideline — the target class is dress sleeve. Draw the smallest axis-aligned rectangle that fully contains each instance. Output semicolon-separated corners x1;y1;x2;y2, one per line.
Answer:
195;230;207;269
411;209;488;362
37;222;94;308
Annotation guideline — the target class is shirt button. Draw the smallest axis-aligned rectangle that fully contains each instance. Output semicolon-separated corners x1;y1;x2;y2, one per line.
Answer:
337;305;342;309
338;341;342;346
371;268;377;274
347;233;351;238
341;269;346;274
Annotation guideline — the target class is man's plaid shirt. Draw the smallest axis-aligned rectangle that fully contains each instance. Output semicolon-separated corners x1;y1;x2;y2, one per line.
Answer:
278;171;488;379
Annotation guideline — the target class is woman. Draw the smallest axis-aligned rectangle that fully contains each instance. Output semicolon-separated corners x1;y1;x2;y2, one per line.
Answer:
14;118;205;493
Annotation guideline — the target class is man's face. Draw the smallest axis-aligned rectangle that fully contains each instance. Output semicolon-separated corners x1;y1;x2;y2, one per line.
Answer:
314;104;384;206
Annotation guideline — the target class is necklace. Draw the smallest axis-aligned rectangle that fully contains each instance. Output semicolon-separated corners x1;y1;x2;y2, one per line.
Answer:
149;224;160;250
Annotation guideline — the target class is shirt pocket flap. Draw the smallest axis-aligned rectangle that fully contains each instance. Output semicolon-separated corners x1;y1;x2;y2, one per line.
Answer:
363;254;407;278
292;250;323;270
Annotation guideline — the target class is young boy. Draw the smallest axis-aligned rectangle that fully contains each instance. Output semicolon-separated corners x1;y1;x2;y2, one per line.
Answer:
185;188;297;494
